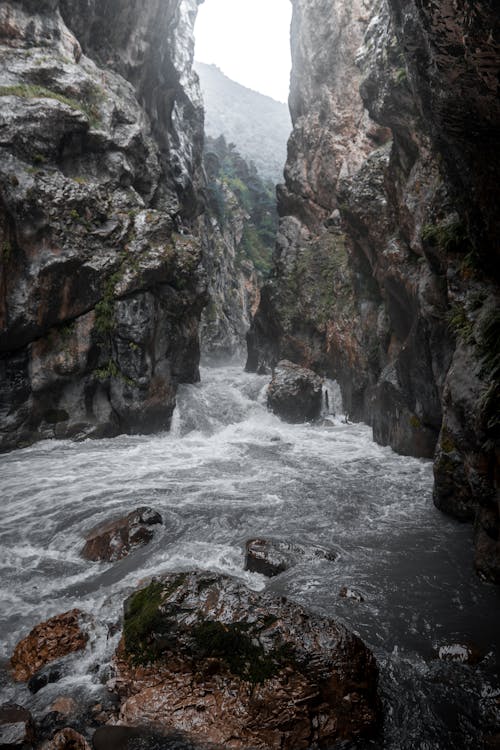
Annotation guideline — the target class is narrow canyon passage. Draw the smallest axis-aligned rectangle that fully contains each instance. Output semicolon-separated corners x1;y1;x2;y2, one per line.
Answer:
1;365;498;748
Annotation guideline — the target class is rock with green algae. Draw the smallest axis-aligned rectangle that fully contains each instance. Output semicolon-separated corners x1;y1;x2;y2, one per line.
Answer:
111;571;379;750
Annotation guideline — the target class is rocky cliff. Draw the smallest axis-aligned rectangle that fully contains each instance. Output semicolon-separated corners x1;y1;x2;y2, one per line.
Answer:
0;0;207;450
200;135;275;360
247;0;500;581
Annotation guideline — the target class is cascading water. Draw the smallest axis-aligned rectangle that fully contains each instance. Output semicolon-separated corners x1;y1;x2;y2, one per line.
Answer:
0;364;499;748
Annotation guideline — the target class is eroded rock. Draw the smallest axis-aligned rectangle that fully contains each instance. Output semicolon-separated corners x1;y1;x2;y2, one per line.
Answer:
267;360;323;423
11;610;90;682
81;507;163;562
0;703;35;749
43;727;91;750
244;538;337;577
111;571;379;749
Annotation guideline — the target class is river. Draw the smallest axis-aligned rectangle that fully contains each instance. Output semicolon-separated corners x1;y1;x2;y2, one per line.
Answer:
0;364;499;748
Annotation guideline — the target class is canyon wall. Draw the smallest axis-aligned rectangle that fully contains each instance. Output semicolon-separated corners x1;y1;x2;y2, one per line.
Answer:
247;0;500;581
0;0;207;449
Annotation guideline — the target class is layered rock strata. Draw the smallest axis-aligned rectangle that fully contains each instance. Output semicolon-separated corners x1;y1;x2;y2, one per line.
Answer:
247;0;500;580
0;0;206;451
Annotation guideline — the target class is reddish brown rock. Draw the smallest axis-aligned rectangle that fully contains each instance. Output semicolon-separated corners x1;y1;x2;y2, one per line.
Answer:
81;507;163;562
11;610;89;682
43;727;91;750
111;571;379;749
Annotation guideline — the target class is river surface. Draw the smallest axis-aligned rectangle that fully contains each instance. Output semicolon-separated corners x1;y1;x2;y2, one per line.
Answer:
0;365;499;748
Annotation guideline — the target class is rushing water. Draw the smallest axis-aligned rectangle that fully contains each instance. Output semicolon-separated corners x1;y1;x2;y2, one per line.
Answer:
0;364;499;748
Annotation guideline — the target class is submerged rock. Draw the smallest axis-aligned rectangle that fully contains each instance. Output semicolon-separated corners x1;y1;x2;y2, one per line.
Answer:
339;586;365;603
267;360;323;423
11;610;90;682
437;643;483;665
81;507;163;562
111;571;379;749
27;666;62;694
0;703;35;749
244;538;337;577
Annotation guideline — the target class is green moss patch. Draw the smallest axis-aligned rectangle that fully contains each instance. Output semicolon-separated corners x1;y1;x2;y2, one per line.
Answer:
190;619;293;684
0;84;102;127
123;576;187;666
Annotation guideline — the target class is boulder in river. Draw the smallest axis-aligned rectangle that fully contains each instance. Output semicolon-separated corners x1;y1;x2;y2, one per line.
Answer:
0;703;35;749
11;609;90;682
81;507;163;562
112;571;379;749
339;586;365;603
44;727;92;750
245;538;337;577
267;360;323;423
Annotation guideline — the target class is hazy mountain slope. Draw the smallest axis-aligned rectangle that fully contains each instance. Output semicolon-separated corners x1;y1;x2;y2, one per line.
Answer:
194;62;291;185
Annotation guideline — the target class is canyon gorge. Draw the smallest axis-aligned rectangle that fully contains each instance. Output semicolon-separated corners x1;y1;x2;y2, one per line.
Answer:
0;0;499;748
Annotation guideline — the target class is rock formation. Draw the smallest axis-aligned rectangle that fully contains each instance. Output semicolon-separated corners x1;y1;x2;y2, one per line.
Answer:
247;0;500;581
81;506;163;562
200;136;270;360
112;571;379;749
11;609;90;681
267;360;323;423
0;0;206;451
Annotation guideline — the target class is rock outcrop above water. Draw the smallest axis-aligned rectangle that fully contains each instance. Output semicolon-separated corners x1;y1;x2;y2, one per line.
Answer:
0;0;206;452
81;506;163;562
246;0;500;581
267;360;323;423
111;571;379;749
11;609;90;681
245;537;337;577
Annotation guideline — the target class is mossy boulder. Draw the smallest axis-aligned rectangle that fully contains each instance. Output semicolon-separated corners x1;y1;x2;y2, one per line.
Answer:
112;571;379;749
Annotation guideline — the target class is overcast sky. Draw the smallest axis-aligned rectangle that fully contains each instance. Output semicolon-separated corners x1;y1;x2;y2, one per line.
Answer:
194;0;292;103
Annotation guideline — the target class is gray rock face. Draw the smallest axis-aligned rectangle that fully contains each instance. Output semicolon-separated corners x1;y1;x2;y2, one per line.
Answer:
246;0;500;580
0;703;35;749
113;571;379;749
245;537;337;577
267;360;323;423
0;0;207;451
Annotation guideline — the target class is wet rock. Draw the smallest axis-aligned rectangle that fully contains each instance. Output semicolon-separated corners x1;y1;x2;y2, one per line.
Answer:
49;699;78;719
92;726;211;750
111;571;379;749
339;586;365;603
267;360;323;423
81;507;163;563
437;643;483;665
11;610;90;682
28;666;62;694
0;703;35;749
43;728;91;750
0;0;206;453
244;538;337;577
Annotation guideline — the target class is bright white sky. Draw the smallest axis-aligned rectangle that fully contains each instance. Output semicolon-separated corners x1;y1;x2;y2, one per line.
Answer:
194;0;292;103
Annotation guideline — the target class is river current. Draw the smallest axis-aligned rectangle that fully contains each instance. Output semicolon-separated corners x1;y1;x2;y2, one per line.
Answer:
0;364;499;748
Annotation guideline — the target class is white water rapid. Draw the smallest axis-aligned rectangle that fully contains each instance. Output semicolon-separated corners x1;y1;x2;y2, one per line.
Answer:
0;365;499;748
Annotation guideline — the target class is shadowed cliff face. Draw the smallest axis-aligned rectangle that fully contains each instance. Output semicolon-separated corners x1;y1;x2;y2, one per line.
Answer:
0;0;206;450
247;0;500;581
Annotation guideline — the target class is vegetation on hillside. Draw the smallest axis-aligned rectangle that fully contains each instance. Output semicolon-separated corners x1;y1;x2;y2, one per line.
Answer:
195;62;291;185
204;135;277;275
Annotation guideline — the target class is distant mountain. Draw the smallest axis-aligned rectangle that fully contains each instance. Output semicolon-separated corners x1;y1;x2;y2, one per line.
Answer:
195;62;291;185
